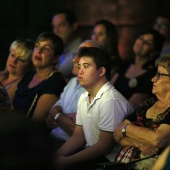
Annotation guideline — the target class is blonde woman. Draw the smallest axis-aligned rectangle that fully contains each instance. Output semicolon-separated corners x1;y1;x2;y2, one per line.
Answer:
0;39;34;105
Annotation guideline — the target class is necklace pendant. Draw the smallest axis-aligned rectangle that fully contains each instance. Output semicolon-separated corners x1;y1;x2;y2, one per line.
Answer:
128;78;137;88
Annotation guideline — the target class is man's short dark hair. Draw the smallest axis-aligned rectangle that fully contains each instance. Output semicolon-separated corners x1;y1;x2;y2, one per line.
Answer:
78;47;111;80
53;9;77;26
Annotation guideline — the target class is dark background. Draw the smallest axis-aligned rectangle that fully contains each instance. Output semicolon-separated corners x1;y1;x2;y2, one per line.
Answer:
0;0;170;70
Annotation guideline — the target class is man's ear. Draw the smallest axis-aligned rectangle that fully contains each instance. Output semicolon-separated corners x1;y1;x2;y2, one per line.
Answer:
53;55;60;64
99;67;106;77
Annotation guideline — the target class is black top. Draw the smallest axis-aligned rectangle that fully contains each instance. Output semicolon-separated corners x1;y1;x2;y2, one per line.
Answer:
114;60;155;99
13;71;66;117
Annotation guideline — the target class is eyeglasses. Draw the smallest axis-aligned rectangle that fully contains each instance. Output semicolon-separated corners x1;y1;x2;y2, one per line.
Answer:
155;72;170;80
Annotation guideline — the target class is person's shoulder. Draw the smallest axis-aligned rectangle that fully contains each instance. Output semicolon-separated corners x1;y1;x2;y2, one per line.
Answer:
61;77;78;92
116;59;132;73
68;77;78;84
49;71;65;81
79;91;88;100
66;37;82;51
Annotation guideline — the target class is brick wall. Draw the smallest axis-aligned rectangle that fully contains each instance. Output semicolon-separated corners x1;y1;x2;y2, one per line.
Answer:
0;0;170;69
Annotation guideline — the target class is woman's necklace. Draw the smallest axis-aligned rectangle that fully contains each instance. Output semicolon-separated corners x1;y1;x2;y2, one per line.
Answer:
152;102;158;119
128;65;138;88
31;75;44;87
29;69;56;88
152;101;170;119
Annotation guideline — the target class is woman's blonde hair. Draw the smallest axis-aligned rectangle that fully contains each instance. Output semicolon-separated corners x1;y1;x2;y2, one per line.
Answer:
10;39;34;62
0;39;35;81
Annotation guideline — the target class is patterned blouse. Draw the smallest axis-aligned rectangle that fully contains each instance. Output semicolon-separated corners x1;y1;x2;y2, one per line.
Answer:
0;83;11;112
116;97;170;165
128;97;170;130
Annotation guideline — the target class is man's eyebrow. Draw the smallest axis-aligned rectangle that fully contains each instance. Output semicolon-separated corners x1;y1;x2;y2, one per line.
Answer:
78;63;91;66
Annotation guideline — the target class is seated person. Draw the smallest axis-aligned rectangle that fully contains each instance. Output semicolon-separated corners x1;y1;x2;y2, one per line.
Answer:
111;29;164;108
54;47;133;170
154;13;170;57
13;32;66;121
91;19;122;76
0;39;34;105
114;54;170;170
46;40;99;142
52;9;82;81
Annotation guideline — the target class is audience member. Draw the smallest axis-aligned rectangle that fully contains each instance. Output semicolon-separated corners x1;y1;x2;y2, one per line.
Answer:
154;13;170;56
111;29;164;108
46;40;99;143
0;39;34;105
13;32;66;121
54;47;133;170
0;111;54;170
91;19;121;76
52;9;82;81
114;54;170;170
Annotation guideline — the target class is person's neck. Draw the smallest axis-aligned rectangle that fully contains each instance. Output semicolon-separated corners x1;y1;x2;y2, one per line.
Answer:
8;73;22;81
157;92;170;105
134;56;148;70
87;79;107;103
35;66;55;79
65;33;78;47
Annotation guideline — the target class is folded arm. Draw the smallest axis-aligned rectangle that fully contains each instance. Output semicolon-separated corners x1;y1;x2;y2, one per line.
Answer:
46;104;76;135
114;119;170;148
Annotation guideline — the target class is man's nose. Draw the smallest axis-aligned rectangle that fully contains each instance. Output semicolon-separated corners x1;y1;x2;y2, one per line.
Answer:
36;46;43;53
78;67;83;74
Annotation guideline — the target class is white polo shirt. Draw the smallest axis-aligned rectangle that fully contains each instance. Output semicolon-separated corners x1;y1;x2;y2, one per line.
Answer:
76;82;133;162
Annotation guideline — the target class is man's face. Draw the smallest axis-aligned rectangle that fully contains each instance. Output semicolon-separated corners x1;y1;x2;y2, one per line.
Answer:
52;14;73;44
154;17;170;41
72;42;98;76
78;57;101;89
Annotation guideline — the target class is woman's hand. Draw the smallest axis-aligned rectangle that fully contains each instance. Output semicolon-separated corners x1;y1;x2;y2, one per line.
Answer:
46;114;58;129
139;145;159;157
114;119;132;143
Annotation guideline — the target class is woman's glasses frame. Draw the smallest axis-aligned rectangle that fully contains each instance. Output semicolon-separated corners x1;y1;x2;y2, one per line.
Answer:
155;72;170;80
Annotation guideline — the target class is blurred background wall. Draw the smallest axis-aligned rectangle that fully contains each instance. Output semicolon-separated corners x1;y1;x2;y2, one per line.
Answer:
0;0;170;69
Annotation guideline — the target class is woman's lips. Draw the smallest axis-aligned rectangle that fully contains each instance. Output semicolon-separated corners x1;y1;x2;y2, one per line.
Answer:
35;55;42;60
9;64;15;69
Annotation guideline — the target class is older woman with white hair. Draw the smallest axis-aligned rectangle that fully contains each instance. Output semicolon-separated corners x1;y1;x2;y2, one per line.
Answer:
113;54;170;170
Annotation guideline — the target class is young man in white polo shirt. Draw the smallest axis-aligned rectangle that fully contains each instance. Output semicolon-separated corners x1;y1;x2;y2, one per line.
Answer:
55;47;133;169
